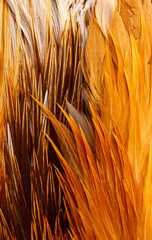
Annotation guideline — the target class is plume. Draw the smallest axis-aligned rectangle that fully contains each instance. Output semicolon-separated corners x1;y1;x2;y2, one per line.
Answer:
0;0;85;238
1;0;152;240
34;0;152;239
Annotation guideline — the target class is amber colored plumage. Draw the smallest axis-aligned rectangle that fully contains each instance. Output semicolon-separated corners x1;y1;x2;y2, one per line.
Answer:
0;0;152;239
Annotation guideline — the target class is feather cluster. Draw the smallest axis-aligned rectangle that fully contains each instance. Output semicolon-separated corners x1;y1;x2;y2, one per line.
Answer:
0;0;152;239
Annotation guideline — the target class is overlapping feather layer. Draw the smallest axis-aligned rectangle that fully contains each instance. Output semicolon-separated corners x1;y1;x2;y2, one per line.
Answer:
1;0;152;239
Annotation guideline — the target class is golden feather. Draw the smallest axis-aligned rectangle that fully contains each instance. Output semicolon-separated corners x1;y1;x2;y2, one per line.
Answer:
1;0;152;239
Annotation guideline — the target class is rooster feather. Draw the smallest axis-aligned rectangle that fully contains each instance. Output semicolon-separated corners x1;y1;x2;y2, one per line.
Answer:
1;0;152;239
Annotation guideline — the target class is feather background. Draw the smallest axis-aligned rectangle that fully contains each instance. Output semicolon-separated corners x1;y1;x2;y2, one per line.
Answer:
0;0;152;239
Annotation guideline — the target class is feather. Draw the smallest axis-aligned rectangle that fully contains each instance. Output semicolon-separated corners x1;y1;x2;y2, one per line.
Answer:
0;0;84;238
1;0;152;239
43;103;137;239
117;0;143;40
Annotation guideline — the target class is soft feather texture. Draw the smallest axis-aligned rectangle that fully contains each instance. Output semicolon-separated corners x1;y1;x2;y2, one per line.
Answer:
34;1;152;239
0;0;84;239
1;0;152;239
